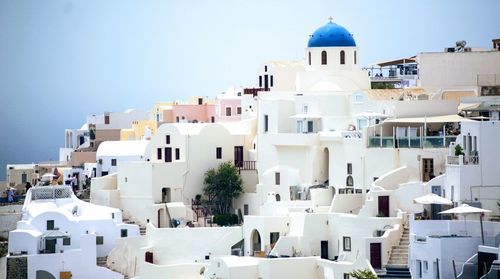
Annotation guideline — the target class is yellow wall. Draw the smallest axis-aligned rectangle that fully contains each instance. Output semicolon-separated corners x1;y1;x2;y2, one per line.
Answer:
120;120;158;141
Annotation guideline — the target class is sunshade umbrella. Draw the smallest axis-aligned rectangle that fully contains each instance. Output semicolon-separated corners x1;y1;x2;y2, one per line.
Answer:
439;204;491;242
414;193;453;205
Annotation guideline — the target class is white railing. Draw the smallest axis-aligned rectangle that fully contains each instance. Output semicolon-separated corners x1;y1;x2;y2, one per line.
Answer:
446;155;479;165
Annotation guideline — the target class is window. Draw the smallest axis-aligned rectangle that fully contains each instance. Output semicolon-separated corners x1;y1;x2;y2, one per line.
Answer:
244;204;249;215
321;51;327;65
303;105;308;113
264;65;267;72
343;274;350;279
275;172;280;185
166;135;170;144
423;260;428;272
111;159;117;166
121;229;128;238
63;237;71;246
96;236;104;245
346;175;354;187
21;173;27;184
264;115;269;132
340;50;345;65
343;236;351;251
259;76;262;87
176;116;179;122
216;147;222;159
308;51;311;65
226;107;232;116
104;113;110;124
237;107;242;115
347;163;352;175
354;93;364;103
307;121;313;133
270;75;274;87
198;98;203;105
47;220;54;230
211;116;215;123
157;148;162;160
175;148;180;160
354;50;357;64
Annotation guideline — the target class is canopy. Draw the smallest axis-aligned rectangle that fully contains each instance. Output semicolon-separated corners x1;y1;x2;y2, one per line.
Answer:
41;230;70;240
414;193;453;205
371;56;417;67
385;114;473;124
289;114;322;119
439;204;491;215
354;111;388;118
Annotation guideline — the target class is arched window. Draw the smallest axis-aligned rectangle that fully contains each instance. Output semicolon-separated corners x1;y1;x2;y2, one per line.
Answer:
354;51;357;64
346;175;353;186
308;51;311;65
276;194;281;201
321;51;327;65
340;50;345;65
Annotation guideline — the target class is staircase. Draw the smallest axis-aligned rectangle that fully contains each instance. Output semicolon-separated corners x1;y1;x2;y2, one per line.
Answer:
123;218;146;235
96;256;108;267
379;227;411;278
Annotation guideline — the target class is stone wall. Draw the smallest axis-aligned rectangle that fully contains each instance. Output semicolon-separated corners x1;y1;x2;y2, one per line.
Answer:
6;256;27;279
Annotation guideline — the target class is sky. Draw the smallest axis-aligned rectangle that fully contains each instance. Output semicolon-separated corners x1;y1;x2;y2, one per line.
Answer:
0;0;499;180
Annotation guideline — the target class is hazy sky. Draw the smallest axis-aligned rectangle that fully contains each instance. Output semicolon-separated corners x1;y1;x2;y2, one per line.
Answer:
0;0;499;180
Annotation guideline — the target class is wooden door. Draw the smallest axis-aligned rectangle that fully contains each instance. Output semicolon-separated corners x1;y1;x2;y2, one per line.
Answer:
234;146;243;167
378;196;389;217
422;158;434;182
370;243;382;269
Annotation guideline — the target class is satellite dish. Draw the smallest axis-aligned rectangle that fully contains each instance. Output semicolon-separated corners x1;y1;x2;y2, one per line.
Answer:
456;40;467;48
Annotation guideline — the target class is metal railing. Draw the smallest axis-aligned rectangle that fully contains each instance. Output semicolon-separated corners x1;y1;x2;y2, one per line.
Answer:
31;186;73;200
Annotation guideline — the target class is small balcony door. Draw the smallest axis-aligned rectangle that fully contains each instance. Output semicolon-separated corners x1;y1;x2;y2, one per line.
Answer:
422;158;434;182
234;146;243;168
164;147;172;163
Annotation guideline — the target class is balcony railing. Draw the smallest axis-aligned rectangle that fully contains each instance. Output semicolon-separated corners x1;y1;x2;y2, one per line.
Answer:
368;136;457;148
446;155;479;166
235;161;256;170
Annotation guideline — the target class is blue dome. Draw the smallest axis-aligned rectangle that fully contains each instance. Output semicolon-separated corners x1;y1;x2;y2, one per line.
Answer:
307;22;356;47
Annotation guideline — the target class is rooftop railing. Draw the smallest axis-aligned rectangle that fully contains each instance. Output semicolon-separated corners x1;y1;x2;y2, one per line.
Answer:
446;155;479;166
31;186;73;200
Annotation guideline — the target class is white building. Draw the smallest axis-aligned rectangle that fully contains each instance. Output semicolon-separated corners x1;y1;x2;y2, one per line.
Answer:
7;185;139;279
91;120;257;228
95;140;150;177
409;118;500;279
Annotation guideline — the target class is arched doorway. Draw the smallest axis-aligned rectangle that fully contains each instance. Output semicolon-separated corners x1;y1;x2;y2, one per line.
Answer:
275;194;281;201
36;270;56;279
157;208;166;228
251;229;261;255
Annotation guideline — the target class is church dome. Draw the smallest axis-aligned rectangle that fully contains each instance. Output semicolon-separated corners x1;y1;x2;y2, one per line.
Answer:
307;21;356;47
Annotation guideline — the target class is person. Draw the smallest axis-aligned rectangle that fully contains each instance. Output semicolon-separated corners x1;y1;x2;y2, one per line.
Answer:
71;175;77;192
84;175;91;189
7;189;15;203
25;182;32;193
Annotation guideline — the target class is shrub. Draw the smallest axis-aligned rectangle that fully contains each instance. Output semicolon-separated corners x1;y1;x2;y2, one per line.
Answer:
213;214;239;226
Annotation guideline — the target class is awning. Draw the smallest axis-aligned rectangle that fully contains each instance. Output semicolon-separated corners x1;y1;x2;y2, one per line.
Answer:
289;114;322;119
41;230;70;240
414;193;453;205
371;56;417;67
384;114;473;124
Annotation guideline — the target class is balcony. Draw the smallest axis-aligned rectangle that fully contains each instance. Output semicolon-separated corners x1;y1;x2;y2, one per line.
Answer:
446;155;479;166
235;161;256;171
368;135;457;148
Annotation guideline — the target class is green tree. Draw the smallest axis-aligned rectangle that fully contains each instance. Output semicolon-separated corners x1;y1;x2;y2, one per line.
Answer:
349;269;378;279
203;162;243;215
454;144;464;156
